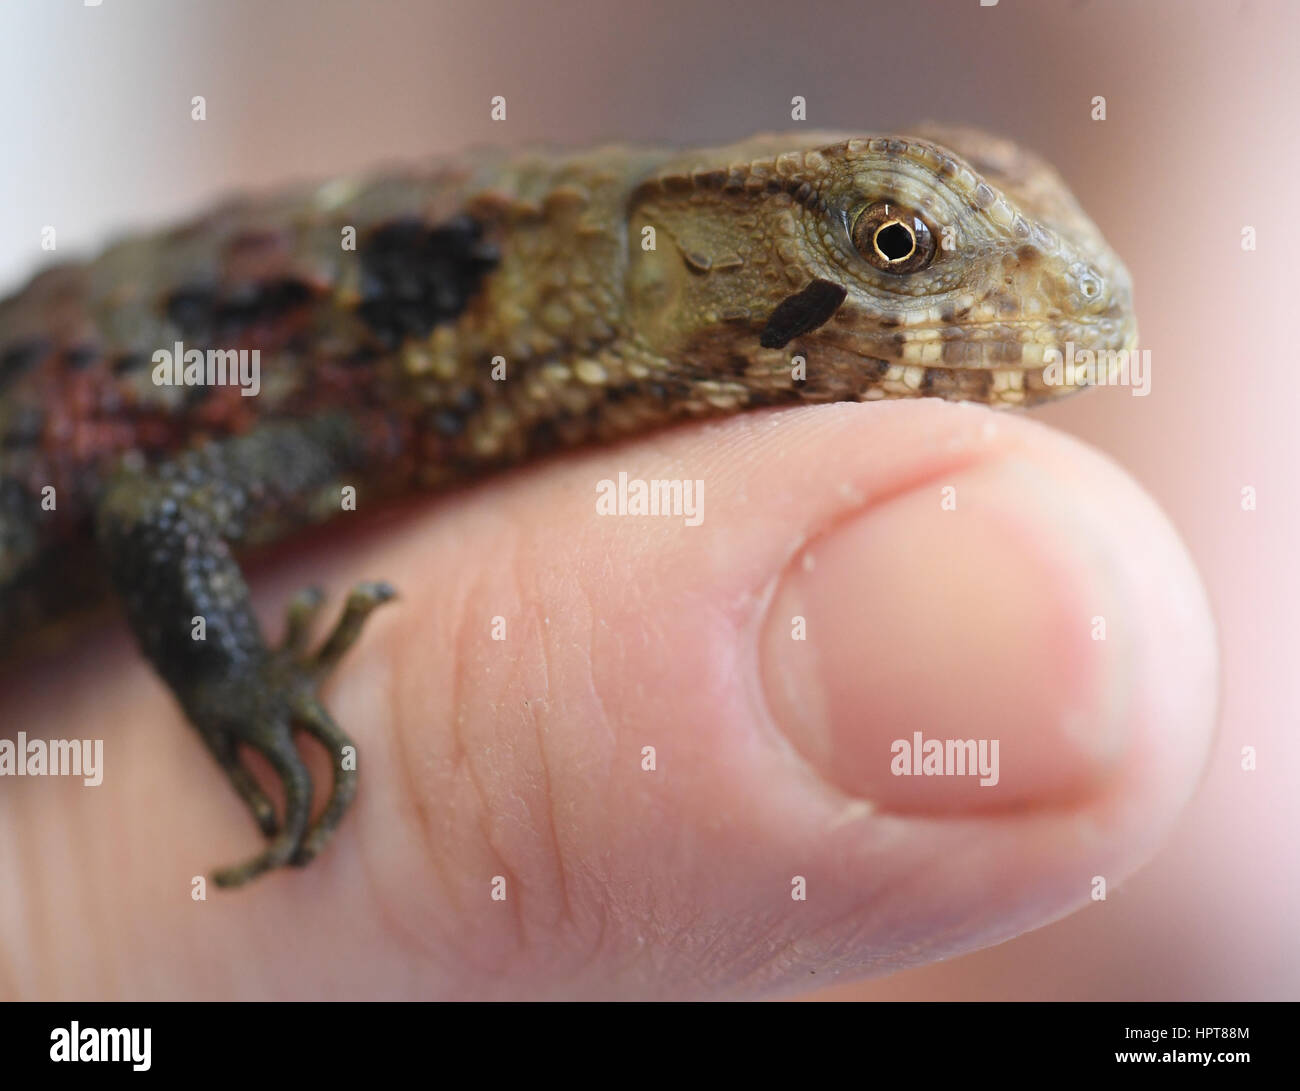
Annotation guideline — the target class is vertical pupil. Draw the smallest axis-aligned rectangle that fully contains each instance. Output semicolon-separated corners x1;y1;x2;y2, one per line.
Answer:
874;221;915;262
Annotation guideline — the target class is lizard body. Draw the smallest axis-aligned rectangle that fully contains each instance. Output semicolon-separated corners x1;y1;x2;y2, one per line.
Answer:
0;128;1136;885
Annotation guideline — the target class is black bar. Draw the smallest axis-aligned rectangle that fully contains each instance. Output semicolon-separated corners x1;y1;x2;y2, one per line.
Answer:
0;1000;1287;1077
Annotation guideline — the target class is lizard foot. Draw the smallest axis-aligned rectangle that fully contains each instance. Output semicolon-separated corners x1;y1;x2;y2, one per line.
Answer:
209;580;397;887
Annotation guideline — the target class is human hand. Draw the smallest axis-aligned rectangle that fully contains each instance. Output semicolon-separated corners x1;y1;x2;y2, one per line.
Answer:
0;399;1216;999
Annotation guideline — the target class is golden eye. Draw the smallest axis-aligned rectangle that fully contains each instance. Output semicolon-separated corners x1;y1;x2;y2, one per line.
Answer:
850;203;936;274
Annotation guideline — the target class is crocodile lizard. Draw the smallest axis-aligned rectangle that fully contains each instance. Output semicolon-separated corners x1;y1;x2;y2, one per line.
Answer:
0;127;1137;886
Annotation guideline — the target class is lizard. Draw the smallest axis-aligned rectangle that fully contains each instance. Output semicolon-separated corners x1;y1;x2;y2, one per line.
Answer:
0;126;1137;887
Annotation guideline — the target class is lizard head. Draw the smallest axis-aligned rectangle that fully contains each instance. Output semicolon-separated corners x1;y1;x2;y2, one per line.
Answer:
626;127;1137;407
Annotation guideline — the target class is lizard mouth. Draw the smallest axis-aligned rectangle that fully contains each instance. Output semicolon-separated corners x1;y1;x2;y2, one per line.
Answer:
861;323;1140;404
809;319;1140;404
827;318;1137;371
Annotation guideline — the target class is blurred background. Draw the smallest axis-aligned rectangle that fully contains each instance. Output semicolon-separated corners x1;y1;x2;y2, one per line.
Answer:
1;0;1294;999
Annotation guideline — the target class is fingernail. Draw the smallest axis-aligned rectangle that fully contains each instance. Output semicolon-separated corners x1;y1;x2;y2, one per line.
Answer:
759;456;1134;812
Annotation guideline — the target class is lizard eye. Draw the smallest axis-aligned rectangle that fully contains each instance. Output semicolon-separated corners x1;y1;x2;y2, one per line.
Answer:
850;203;936;274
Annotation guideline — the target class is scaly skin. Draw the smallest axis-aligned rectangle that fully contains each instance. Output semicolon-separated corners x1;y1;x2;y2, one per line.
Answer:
0;128;1137;885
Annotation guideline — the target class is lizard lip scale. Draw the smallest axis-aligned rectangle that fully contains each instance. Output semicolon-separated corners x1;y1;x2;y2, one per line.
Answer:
0;127;1136;886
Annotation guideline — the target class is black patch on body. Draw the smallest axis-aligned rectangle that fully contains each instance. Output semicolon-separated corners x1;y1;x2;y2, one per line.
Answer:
0;338;51;389
165;277;315;343
759;279;848;349
64;343;100;370
357;214;500;348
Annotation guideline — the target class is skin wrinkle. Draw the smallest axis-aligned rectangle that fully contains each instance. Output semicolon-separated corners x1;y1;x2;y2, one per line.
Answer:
601;887;667;988
649;864;743;964
800;859;946;977
326;537;491;979
473;530;543;967
564;572;627;983
365;645;460;975
731;929;866;994
701;915;791;993
391;698;461;926
577;860;612;988
358;838;458;987
491;493;612;978
613;862;706;981
522;591;578;936
449;569;529;973
433;551;475;926
507;562;557;906
788;895;894;974
474;551;583;975
692;909;798;991
576;568;619;754
309;523;430;966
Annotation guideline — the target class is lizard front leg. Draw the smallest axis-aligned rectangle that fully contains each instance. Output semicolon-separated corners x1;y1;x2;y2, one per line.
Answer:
94;415;395;887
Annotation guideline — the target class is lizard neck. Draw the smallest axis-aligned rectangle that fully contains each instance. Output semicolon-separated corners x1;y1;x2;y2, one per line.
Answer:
391;148;704;489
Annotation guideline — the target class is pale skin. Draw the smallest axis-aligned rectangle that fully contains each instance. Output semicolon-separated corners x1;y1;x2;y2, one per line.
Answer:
0;399;1216;999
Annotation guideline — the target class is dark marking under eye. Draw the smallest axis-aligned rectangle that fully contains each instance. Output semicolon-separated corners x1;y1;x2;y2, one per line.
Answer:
759;279;848;349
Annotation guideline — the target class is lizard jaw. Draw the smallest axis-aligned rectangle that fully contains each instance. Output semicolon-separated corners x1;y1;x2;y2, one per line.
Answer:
825;318;1137;371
